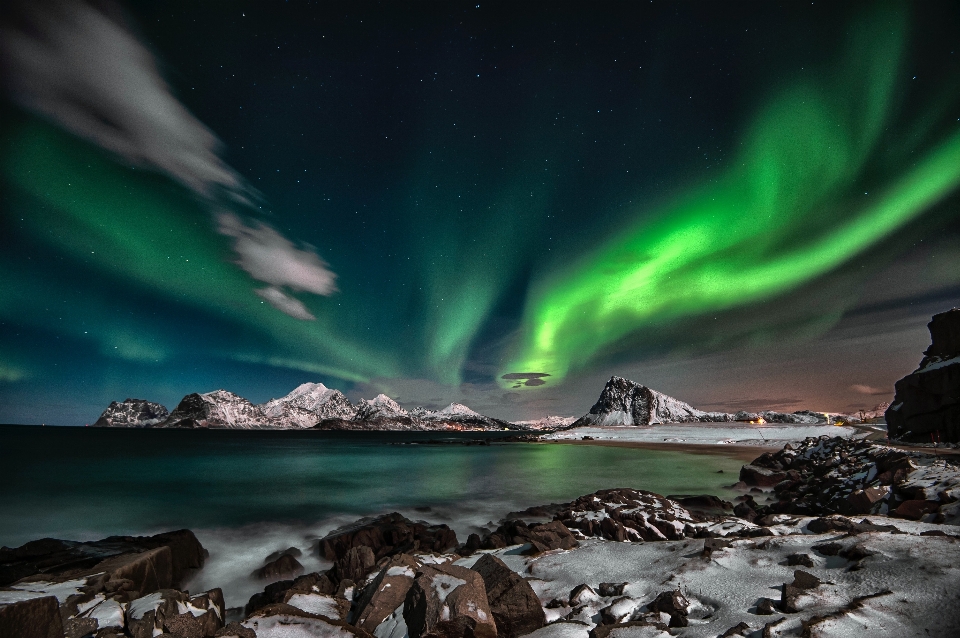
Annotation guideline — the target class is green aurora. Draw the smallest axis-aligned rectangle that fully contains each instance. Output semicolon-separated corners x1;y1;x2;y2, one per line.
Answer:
501;11;960;387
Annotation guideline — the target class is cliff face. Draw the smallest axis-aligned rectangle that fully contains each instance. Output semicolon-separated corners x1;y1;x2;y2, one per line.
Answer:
94;399;169;427
886;308;960;443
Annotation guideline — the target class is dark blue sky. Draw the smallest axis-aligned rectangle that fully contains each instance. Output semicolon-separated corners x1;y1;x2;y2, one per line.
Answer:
1;1;959;424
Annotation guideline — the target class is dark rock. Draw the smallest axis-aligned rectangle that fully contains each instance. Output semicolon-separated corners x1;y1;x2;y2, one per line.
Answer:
569;584;601;607
598;597;639;625
317;513;458;564
184;588;225;637
779;571;821;613
806;516;856;534
755;597;777;615
214;622;256;638
471;553;546;638
244;603;374;638
667;495;733;521
403;563;497;638
545;599;567;609
0;529;204;589
354;554;419;634
891;499;941;520
0;596;63;638
480;520;578;554
886;309;960;443
837;487;888;516
739;465;788;488
785;553;814;568
252;553;304;581
733;502;757;523
597;582;628;597
244;571;336;617
701;538;731;558
62;613;98;638
812;542;842;557
458;534;482;556
650;589;689;628
264;547;302;563
718;621;751;637
589;620;669;638
333;545;377;584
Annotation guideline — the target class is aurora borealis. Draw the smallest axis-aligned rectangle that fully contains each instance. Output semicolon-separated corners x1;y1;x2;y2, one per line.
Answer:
2;1;960;424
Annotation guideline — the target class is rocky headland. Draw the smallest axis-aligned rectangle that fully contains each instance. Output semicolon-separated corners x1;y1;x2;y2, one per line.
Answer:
4;435;959;638
886;307;960;443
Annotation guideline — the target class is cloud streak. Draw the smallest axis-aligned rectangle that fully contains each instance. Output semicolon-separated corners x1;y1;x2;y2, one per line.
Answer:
0;0;337;320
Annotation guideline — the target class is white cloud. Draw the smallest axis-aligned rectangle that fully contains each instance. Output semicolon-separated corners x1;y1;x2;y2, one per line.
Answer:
218;213;336;298
0;1;243;198
850;384;890;395
1;1;339;320
256;286;316;321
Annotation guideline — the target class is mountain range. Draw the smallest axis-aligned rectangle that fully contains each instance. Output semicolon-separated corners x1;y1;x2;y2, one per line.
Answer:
94;376;858;431
94;383;517;431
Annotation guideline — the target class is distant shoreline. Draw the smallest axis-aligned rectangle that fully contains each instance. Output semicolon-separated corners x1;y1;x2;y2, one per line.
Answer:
545;438;777;462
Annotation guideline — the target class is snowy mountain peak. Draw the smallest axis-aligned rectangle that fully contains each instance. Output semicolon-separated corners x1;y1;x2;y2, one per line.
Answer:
437;402;480;416
260;382;355;425
355;393;407;420
94;398;169;427
573;376;710;426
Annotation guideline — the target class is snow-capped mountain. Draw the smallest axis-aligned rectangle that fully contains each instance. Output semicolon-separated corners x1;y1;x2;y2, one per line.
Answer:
94;398;169;427
161;390;271;429
571;376;715;427
260;382;356;427
570;376;832;428
317;397;518;431
436;402;480;417
354;394;408;421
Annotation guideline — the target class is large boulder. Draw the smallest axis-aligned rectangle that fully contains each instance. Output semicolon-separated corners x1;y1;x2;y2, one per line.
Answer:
318;513;458;564
243;602;373;638
0;529;205;590
354;554;420;634
886;308;960;442
252;554;304;581
0;595;63;638
403;563;497;638
470;554;545;638
127;588;224;638
479;520;578;554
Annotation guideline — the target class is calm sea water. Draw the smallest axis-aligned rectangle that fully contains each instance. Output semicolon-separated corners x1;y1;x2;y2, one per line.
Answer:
1;425;747;607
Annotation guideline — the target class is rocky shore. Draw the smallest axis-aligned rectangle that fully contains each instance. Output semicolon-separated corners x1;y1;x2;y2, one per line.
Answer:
3;436;959;638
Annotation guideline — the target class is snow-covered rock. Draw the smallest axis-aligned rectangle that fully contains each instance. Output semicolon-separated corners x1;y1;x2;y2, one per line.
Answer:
94;398;169;427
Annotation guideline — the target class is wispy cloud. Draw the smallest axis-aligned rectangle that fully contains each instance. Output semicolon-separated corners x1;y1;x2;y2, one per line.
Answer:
850;384;890;396
255;286;315;321
0;0;338;319
0;1;241;198
218;212;336;300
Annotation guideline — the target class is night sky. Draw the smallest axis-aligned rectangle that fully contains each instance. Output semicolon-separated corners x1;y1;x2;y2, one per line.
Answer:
2;1;960;425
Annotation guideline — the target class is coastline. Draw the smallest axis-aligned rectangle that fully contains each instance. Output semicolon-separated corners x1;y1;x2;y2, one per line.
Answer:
544;438;778;462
